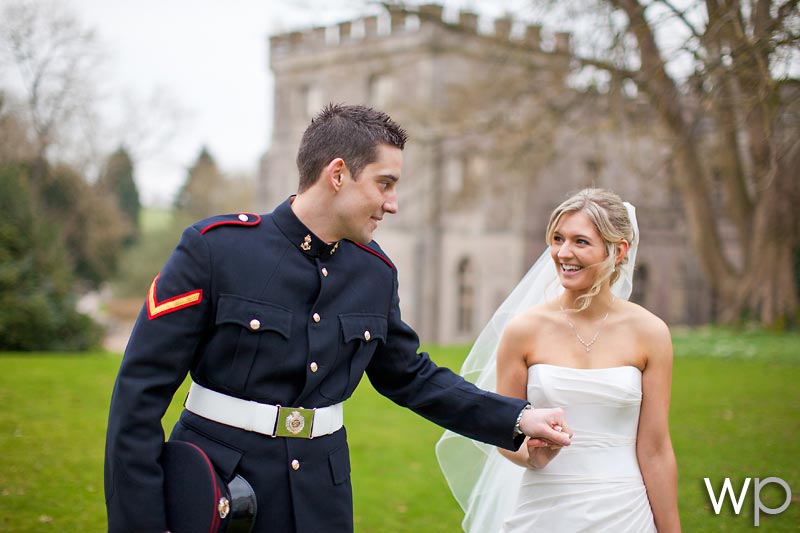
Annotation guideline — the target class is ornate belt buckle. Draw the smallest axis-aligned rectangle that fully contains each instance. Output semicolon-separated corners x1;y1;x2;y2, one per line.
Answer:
275;406;315;438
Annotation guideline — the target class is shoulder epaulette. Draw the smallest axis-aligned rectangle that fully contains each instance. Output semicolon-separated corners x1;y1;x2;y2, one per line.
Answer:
351;241;395;270
198;213;261;235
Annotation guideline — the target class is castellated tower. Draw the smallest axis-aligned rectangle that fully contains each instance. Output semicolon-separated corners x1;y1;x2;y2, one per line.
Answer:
259;4;716;342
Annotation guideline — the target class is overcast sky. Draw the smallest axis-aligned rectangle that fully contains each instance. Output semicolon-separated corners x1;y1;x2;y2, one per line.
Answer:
68;0;360;206
26;1;797;207
65;0;533;207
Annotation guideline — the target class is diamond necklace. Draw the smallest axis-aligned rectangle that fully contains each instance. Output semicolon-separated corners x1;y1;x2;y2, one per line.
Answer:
560;298;615;353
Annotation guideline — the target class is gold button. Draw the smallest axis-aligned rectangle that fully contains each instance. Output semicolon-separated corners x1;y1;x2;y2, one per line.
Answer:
291;459;300;471
249;319;261;330
364;330;371;341
321;267;328;277
310;362;318;372
312;313;321;323
238;213;249;222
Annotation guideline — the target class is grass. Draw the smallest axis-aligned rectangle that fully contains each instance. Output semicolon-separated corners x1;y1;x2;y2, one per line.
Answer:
140;208;177;234
0;330;798;531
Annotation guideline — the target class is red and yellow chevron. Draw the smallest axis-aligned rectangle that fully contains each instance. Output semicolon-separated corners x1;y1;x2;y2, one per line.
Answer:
146;273;203;320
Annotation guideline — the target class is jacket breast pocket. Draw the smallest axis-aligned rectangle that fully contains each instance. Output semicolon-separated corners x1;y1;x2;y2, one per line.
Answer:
215;294;293;391
319;313;387;400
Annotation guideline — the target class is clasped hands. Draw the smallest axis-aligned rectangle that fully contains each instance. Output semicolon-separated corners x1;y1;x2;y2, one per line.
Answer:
518;407;572;469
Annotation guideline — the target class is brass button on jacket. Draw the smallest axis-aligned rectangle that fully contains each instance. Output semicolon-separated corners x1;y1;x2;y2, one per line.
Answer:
103;197;529;533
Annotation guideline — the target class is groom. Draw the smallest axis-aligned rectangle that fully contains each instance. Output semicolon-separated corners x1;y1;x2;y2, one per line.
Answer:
104;103;571;532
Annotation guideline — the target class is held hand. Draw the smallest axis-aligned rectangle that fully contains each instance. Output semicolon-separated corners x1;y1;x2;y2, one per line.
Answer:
519;407;572;446
525;437;563;469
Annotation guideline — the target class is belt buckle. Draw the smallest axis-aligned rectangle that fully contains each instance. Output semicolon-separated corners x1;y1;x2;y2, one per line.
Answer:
275;406;315;438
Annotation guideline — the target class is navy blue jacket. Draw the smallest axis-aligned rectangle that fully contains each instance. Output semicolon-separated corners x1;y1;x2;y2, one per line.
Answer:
104;198;527;532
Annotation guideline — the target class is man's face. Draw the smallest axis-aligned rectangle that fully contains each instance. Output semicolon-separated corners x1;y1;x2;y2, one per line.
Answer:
335;144;401;244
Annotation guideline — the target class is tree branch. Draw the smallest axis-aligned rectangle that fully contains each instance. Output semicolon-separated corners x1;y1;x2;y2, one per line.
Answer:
610;0;739;284
655;0;704;40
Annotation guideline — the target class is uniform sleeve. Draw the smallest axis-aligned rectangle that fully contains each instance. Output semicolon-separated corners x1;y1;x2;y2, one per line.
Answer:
365;269;527;451
104;226;212;532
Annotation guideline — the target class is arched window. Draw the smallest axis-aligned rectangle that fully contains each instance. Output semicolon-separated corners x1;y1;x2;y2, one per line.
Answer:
630;263;648;305
297;84;323;118
457;257;475;333
368;73;393;108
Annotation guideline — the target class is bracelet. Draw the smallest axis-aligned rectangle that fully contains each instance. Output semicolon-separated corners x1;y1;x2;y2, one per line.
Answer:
513;404;532;436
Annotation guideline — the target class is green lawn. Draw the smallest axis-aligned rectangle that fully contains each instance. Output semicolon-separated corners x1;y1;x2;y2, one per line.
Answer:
1;330;798;531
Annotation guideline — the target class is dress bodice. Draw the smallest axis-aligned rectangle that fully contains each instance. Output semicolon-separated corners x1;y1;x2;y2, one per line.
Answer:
501;364;656;532
528;364;643;444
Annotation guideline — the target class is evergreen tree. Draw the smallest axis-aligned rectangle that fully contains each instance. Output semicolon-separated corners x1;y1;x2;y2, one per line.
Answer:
38;163;130;286
174;146;226;219
97;146;140;244
0;162;102;350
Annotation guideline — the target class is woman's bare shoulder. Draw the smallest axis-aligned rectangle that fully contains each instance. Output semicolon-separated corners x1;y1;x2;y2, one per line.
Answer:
503;302;560;338
618;300;672;354
618;300;668;329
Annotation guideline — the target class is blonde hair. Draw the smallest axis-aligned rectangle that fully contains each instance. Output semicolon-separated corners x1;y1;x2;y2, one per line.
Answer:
545;188;634;311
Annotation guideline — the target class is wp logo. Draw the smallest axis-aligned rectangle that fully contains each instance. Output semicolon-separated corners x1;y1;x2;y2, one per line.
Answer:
704;477;792;526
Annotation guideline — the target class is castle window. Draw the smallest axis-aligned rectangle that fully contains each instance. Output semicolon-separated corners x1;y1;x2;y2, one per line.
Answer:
444;155;464;195
298;84;323;118
630;263;648;305
462;154;488;200
711;167;725;208
457;257;475;333
585;158;601;185
368;74;393;108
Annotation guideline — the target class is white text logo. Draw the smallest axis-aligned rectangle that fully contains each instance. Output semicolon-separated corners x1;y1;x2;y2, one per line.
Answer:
704;477;792;526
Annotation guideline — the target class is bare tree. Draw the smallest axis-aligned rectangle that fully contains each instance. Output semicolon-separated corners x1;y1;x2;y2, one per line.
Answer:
0;92;37;162
174;146;230;219
593;0;799;324
0;0;103;164
0;1;133;290
112;87;188;165
386;0;799;325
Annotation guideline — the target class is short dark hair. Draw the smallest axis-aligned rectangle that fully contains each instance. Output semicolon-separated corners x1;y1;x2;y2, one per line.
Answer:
296;103;408;192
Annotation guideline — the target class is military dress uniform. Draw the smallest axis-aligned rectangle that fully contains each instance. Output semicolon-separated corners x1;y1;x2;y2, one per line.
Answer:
104;198;528;533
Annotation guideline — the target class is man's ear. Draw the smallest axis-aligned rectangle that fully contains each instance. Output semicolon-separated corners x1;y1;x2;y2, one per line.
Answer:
324;158;347;191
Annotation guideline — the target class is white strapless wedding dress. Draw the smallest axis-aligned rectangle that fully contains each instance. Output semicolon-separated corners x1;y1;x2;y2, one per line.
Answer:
502;364;656;532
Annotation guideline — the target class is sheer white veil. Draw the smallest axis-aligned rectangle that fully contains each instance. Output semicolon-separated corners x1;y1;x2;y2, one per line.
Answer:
435;202;639;533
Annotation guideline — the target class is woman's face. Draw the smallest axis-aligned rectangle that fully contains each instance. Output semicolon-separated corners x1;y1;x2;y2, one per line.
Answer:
549;210;609;292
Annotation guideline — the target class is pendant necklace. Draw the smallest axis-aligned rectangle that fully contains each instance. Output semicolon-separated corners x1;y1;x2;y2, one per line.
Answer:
560;297;615;353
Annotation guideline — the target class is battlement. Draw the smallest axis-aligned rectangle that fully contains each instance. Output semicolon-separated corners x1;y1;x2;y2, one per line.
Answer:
270;3;571;59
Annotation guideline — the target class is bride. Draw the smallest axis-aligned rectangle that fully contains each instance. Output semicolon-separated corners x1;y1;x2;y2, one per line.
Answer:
437;189;680;532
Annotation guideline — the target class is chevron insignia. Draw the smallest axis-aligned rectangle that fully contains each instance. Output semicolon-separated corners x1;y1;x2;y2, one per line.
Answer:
146;273;203;320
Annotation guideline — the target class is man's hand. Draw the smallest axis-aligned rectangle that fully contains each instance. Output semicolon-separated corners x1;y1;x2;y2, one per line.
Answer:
519;407;571;446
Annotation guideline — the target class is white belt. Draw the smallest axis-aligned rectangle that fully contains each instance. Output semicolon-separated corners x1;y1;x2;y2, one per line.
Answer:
185;381;343;439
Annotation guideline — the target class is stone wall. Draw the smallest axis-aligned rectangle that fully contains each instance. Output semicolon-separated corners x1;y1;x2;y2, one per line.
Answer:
260;4;719;342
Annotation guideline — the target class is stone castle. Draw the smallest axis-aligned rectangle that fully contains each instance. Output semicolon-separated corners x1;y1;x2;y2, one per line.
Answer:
259;4;717;343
